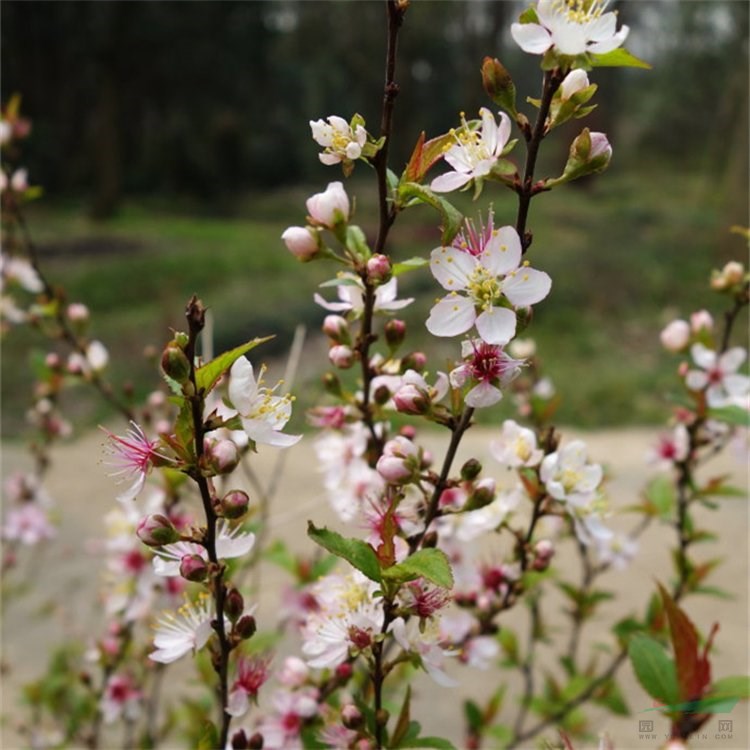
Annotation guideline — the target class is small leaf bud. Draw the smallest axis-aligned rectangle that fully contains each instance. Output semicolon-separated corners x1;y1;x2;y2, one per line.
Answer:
202;438;240;476
373;384;392;406
179;554;208;582
460;458;482;481
323;371;342;396
248;732;264;750
236;614;257;640
220;490;250;520
335;662;353;681
161;345;192;384
481;57;517;115
136;514;180;547
422;530;438;548
375;708;390;727
225;588;245;622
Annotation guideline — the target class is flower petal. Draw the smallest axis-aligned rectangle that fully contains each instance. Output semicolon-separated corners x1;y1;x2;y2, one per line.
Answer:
481;226;522;276
229;358;256;416
426;296;476;338
510;22;553;54
430;246;475;291
502;268;552;307
465;381;503;408
475;306;516;345
430;170;473;193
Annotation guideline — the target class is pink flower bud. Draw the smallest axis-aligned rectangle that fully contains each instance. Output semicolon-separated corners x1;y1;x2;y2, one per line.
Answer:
384;319;406;348
534;539;554;559
45;352;62;370
393;383;428;415
203;437;240;475
376;436;419;483
342;704;363;729
589;132;612;160
660;319;690;352
282;226;320;261
366;254;392;284
179;554;208;582
231;730;249;750
329;344;354;369
136;514;180;547
225;588;245;621
66;302;90;322
220;489;250;520
322;314;349;342
690;309;713;333
401;351;427;372
470;477;496;508
306;181;350;228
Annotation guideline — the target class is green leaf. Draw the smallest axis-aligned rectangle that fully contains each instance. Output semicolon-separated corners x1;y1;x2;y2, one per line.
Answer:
628;634;679;705
644;475;677;519
307;522;381;583
707;676;750;701
593;679;630;716
383;548;453;589
463;699;483;732
392;257;429;276
392;687;412;748
518;6;539;24
397;182;463;245
589;48;651;69
195;337;273;394
707;405;750;427
398;737;456;750
197;722;219;750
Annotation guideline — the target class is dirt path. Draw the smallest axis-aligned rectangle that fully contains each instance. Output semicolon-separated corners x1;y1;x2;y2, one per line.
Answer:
2;426;748;749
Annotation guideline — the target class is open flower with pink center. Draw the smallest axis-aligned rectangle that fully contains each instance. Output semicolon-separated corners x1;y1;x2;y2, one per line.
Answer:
426;224;551;345
540;440;602;504
227;654;272;717
646;424;690;471
101;421;173;503
255;688;319;750
685;344;750;408
2;504;55;545
431;108;511;193
100;672;142;724
389;617;457;687
511;0;629;57
450;339;524;407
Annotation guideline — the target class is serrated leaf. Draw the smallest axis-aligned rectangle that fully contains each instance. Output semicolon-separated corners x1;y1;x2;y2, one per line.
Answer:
589;48;651;69
707;405;750;427
383;548;453;589
397;182;463;245
307;522;381;582
628;634;679;705
195;337;272;394
392;257;429;276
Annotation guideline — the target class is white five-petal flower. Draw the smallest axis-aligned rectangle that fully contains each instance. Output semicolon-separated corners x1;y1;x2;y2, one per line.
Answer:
685;344;749;408
426;225;551;345
431;108;511;193
149;594;214;664
314;274;413;315
511;0;629;57
490;419;544;468
227;357;301;448
540;440;602;503
310;115;367;165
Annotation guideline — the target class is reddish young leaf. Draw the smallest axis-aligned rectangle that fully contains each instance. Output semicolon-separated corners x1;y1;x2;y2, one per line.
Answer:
404;131;426;183
375;497;398;568
658;583;716;702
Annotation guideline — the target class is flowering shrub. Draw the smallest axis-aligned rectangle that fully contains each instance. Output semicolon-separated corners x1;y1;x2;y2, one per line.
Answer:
2;3;749;750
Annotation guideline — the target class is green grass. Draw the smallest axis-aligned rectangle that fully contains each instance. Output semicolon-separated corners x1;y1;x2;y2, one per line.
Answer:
2;165;746;437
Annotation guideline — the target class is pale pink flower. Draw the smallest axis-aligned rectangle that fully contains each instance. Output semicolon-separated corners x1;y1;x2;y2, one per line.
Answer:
399;579;451;620
490;419;544;468
227;357;301;448
101;421;172;503
426;225;550;345
149;594;213;664
310;115;367;165
1;254;44;293
511;0;629;57
558;68;590;99
540;440;602;503
594;532;638;570
392;369;449;414
314;274;413;315
255;688;319;750
647;424;690;471
282;226;320;261
450;339;524;407
431;108;511;193
389;617;457;687
690;310;713;334
685;344;750;408
278;656;309;688
2;504;55;545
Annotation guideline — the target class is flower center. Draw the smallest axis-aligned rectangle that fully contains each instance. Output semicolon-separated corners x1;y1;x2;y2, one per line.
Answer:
446;112;490;165
561;468;583;492
467;266;501;311
554;0;608;24
468;342;504;382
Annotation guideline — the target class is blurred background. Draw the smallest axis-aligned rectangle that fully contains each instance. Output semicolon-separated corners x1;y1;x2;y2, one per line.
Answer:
2;0;748;436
